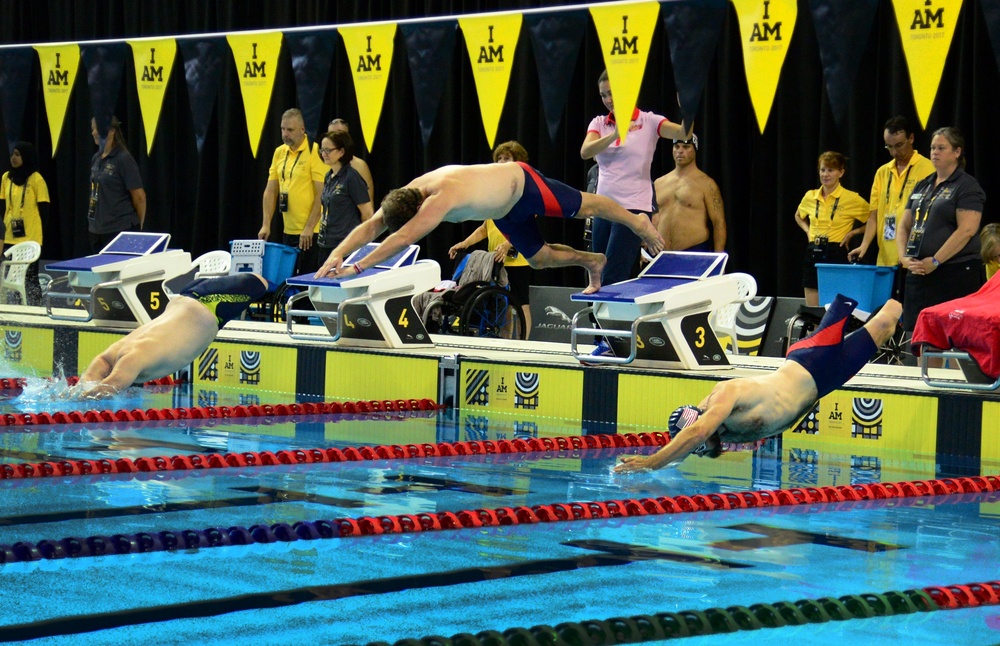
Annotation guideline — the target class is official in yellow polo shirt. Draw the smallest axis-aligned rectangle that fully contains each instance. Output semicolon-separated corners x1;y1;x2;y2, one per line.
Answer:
850;117;935;270
795;151;870;306
259;108;326;273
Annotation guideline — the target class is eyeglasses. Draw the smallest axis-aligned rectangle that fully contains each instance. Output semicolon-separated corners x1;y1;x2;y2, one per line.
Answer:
884;142;910;152
320;147;339;155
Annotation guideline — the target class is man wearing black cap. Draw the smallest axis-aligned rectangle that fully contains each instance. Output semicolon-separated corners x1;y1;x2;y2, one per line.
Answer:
615;296;902;471
652;134;726;253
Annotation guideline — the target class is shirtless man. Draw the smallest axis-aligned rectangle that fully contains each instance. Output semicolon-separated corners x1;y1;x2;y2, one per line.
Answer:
652;135;726;252
615;296;901;471
315;162;664;293
69;273;268;399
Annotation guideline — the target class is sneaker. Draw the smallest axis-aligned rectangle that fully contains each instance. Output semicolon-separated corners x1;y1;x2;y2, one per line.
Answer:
581;339;615;366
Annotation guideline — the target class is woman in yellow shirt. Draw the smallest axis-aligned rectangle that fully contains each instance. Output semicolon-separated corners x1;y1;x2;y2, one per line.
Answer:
981;223;1000;281
1;142;49;305
794;151;870;306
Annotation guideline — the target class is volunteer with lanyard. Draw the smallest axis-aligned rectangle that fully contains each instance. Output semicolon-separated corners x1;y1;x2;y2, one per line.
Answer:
1;141;49;305
896;127;984;337
794;151;870;306
259;108;326;274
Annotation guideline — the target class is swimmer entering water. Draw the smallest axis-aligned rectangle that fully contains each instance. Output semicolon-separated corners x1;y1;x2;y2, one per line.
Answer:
69;273;268;399
615;296;902;471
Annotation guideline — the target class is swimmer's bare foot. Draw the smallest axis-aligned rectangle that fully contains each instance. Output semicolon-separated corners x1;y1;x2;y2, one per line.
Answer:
581;253;606;294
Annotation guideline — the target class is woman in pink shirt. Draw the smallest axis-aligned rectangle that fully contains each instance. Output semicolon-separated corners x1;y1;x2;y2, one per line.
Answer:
581;70;688;284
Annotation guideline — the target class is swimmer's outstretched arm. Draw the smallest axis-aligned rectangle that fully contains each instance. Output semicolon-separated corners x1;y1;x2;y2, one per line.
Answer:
71;352;143;400
614;384;734;472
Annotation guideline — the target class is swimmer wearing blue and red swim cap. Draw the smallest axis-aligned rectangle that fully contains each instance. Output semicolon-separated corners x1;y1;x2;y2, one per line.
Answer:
616;295;903;471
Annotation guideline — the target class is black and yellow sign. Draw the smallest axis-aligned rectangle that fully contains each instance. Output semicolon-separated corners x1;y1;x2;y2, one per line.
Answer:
339;23;396;151
227;32;283;157
0;327;54;376
732;0;798;133
127;38;177;154
589;2;660;143
459;361;582;421
458;13;522;149
33;44;80;156
891;0;963;128
383;295;431;344
194;341;296;393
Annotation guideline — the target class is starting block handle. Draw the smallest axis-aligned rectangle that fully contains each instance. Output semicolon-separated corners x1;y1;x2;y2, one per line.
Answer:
45;269;165;322
920;349;1000;391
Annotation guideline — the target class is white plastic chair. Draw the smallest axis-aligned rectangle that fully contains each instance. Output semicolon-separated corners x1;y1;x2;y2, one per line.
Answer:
193;250;232;278
1;241;41;305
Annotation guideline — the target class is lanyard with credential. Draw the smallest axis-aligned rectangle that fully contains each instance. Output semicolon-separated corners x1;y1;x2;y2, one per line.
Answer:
885;165;913;205
281;149;303;185
7;180;27;211
813;196;840;224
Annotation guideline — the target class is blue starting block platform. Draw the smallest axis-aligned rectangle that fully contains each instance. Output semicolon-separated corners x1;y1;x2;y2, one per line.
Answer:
284;243;441;348
570;251;756;369
44;232;192;325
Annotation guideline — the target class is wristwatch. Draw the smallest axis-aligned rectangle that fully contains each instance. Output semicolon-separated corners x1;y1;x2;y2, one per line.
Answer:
931;257;940;268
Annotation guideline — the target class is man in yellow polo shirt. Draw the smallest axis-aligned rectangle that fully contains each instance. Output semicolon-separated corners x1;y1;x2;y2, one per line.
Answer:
259;108;326;273
849;117;935;295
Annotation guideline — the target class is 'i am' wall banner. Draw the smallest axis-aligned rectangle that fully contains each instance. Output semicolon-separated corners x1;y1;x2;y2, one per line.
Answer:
128;38;177;154
458;13;523;150
589;2;660;143
732;0;798;134
340;23;397;152
891;0;963;129
227;32;284;158
34;44;80;157
0;48;34;154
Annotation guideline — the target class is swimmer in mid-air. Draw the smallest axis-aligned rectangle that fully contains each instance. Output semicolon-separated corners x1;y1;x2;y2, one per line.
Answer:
615;296;902;471
315;162;665;294
69;273;268;399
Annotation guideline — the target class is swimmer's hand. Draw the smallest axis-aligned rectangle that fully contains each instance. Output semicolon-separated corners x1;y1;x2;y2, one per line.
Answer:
61;381;118;401
613;454;657;473
315;255;345;279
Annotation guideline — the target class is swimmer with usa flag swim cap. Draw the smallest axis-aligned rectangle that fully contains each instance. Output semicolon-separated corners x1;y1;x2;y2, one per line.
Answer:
68;273;268;400
616;295;902;471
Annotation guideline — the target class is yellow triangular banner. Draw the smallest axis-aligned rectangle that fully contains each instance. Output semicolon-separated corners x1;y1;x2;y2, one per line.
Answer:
127;38;177;155
732;0;798;133
227;31;284;158
33;44;81;157
458;13;522;149
589;2;660;143
340;23;397;152
891;0;963;128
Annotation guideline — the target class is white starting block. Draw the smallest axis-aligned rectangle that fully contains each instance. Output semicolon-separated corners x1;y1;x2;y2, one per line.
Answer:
570;251;756;369
284;243;441;348
44;232;191;325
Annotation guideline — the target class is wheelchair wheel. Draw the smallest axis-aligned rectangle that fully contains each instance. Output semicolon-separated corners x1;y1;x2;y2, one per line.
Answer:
459;286;526;340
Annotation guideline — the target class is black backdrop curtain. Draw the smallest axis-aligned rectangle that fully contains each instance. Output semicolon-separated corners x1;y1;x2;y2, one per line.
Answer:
0;0;997;297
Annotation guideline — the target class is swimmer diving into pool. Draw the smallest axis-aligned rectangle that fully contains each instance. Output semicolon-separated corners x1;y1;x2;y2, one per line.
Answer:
68;273;269;399
315;162;665;294
615;296;902;471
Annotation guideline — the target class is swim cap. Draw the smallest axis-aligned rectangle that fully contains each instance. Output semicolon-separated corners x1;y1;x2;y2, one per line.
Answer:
672;133;698;150
667;405;714;457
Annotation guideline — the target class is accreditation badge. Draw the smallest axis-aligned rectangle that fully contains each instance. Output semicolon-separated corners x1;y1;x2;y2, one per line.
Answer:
904;221;925;257
883;213;896;241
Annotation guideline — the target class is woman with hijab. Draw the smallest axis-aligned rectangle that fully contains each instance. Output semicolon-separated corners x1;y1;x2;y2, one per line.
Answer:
1;141;49;305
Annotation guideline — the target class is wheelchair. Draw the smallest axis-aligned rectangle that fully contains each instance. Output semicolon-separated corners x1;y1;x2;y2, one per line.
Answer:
419;250;527;340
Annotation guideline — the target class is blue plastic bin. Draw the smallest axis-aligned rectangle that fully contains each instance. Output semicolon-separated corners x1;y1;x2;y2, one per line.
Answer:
817;263;896;312
230;240;299;292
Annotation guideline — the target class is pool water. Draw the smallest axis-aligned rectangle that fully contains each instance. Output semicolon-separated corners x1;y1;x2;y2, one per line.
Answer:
0;381;997;644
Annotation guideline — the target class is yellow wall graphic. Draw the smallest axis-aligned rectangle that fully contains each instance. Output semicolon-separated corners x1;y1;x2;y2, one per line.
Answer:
0;327;54;376
324;352;437;402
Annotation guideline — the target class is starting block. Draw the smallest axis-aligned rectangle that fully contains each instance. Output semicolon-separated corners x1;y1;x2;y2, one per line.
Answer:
44;232;191;325
570;251;756;369
284;243;441;348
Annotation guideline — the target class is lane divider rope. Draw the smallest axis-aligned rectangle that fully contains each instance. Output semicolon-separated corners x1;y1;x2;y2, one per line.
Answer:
363;580;1000;645
0;375;182;397
0;397;441;429
0;472;996;565
0;432;666;480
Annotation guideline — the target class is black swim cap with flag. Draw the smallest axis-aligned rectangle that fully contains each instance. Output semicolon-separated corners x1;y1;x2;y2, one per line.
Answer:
672;133;698;151
667;405;714;457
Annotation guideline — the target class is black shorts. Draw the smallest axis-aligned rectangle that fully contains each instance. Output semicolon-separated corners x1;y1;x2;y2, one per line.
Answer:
802;242;850;289
902;259;981;331
505;265;531;305
179;273;268;328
